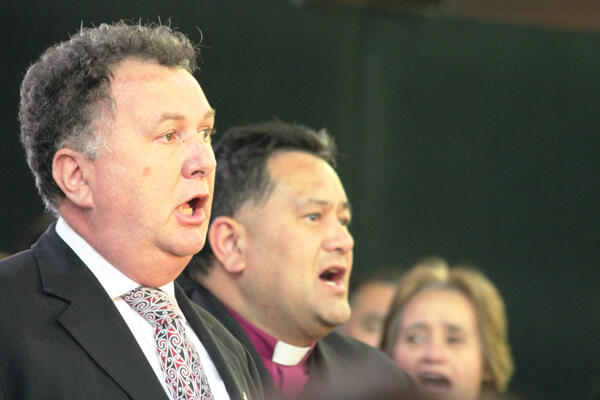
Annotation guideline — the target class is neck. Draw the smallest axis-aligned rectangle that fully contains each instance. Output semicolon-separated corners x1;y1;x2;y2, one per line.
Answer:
59;205;188;287
201;269;326;346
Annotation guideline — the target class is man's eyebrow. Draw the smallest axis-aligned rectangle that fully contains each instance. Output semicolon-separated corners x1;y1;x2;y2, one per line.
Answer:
155;108;216;125
156;112;184;124
300;198;352;213
342;201;352;214
205;108;216;120
303;198;330;207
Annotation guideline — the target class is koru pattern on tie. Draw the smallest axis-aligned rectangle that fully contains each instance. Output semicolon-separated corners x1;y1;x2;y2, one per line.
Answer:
122;287;214;400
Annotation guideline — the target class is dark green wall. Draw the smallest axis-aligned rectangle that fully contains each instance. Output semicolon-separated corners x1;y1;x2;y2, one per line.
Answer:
1;2;598;399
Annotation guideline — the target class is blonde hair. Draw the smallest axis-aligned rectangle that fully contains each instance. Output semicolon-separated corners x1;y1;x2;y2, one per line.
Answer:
381;261;514;394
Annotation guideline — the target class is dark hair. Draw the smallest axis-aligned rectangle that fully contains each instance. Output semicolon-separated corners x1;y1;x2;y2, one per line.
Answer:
188;120;337;277
19;21;199;211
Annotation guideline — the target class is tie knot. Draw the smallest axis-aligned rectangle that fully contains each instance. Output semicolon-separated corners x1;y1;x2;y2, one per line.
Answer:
122;287;179;326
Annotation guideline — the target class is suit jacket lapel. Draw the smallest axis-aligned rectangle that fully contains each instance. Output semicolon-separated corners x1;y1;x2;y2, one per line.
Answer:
35;226;167;400
187;285;276;390
176;284;250;399
188;285;287;400
188;285;255;348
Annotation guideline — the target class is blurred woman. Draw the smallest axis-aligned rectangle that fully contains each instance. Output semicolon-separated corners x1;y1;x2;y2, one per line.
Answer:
380;262;513;400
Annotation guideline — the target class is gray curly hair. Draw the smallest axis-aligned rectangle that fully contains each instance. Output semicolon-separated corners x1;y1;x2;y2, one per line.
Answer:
19;21;199;211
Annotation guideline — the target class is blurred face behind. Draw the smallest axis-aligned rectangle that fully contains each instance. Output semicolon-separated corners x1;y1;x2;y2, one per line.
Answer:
85;59;216;286
392;288;487;400
344;281;396;347
236;151;354;345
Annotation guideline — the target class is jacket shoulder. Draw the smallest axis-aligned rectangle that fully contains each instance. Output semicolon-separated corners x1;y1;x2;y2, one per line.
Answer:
0;250;42;307
319;330;390;361
305;332;417;400
0;250;36;279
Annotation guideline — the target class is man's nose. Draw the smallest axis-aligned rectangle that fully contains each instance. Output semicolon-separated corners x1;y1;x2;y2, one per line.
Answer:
324;222;354;254
181;138;216;179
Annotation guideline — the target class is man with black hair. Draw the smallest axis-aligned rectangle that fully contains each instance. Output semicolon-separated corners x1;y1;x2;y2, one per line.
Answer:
187;120;415;399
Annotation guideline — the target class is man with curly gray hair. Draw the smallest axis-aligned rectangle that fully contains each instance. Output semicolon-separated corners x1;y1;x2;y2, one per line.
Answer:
0;21;262;400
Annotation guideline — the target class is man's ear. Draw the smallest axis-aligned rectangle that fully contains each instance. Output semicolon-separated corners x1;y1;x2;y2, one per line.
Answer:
208;216;247;274
52;148;94;209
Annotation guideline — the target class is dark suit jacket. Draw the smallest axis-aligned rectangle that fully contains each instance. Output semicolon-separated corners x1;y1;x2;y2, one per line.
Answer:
188;285;417;400
0;225;262;400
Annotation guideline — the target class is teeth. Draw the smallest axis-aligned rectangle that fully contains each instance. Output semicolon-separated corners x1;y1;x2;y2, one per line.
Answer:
179;204;193;215
320;268;341;281
324;270;335;279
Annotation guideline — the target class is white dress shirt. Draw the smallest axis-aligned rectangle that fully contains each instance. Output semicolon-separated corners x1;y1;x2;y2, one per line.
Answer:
56;218;230;400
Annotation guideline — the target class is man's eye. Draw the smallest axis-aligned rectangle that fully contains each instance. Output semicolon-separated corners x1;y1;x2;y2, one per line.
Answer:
339;217;351;227
199;127;215;141
161;131;176;142
305;213;321;222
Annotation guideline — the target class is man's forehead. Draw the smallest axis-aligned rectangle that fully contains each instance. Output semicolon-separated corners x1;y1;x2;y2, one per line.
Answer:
268;149;321;168
106;59;211;127
111;59;163;81
268;151;338;185
265;153;348;206
295;196;351;212
109;59;194;94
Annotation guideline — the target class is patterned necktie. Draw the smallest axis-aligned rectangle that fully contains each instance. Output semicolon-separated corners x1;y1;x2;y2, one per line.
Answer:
122;287;214;400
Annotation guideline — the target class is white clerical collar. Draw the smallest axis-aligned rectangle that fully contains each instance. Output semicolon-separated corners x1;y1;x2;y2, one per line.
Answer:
272;341;312;366
55;217;175;301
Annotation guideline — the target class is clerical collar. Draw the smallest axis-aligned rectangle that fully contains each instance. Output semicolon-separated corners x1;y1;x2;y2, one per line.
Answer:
226;306;315;366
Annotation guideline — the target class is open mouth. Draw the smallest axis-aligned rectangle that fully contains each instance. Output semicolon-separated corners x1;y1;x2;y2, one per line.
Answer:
178;197;202;215
175;196;208;226
418;372;452;392
319;267;345;287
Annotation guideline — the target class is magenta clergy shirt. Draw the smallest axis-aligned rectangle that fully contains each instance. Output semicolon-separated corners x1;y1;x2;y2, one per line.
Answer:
226;306;315;397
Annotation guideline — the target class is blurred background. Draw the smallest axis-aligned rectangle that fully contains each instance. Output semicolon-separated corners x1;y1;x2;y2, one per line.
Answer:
1;1;598;398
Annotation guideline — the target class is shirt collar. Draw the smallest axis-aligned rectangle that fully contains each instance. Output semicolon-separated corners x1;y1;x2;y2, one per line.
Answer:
55;217;175;301
226;305;315;366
